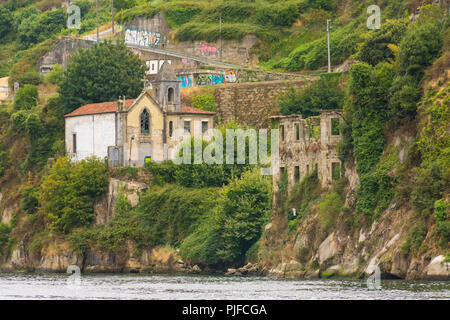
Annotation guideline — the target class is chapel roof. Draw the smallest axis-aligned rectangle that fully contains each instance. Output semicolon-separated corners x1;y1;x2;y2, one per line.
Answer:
64;99;215;117
64;99;135;117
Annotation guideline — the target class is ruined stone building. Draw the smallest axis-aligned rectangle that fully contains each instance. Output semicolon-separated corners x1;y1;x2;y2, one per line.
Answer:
64;62;215;166
271;110;343;191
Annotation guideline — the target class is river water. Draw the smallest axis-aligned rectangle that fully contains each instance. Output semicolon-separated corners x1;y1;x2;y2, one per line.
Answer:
0;274;448;300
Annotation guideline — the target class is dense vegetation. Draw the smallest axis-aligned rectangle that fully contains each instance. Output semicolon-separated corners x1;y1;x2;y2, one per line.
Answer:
0;0;448;273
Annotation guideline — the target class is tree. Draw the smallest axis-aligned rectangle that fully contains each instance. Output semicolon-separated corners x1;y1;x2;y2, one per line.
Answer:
0;5;12;41
399;22;443;79
18;9;66;48
14;84;38;110
58;41;147;114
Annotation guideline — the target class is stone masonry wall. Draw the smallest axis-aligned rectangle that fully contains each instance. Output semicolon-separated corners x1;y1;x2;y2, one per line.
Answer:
214;79;312;129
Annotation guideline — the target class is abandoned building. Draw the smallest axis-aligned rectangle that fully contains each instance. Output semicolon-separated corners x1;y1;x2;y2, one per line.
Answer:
271;110;343;190
0;77;10;102
64;62;215;166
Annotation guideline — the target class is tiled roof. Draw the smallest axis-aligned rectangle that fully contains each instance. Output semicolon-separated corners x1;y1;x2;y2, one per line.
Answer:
180;106;215;115
64;99;215;118
64;99;135;117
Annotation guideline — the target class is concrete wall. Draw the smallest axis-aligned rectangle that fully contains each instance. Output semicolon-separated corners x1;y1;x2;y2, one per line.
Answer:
37;38;93;74
65;113;116;161
124;14;258;66
214;79;310;129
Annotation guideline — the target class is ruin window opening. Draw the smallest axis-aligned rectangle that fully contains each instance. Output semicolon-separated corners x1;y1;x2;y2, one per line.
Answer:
140;109;150;134
168;87;174;103
279;167;286;182
184;120;191;134
332;162;341;180
280;124;285;141
294;166;300;182
295;123;300;140
306;164;310;174
331;118;340;136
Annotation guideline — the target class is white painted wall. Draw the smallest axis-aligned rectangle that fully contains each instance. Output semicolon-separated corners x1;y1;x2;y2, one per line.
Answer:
65;113;116;161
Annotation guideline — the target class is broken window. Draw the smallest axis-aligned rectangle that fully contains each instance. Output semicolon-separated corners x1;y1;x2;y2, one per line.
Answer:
295;166;300;182
332;162;341;180
202;121;208;134
184;120;191;134
331;118;340;136
140;109;150;134
169;121;173;137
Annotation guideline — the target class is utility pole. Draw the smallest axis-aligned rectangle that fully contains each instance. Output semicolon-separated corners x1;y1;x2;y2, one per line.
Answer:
96;0;99;43
112;0;114;35
219;13;223;61
327;19;332;73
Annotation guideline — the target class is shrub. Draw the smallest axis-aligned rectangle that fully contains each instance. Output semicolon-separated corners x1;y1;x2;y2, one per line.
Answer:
399;22;443;80
388;75;422;121
164;7;202;27
145;160;177;185
17;8;66;49
411;165;443;216
44;64;64;86
401;225;427;254
434;199;447;223
279;76;344;117
20;186;39;214
180;169;272;267
256;2;300;27
192;93;216;112
357;19;408;66
0;222;11;255
14;84;38;110
39;157;109;233
318;192;342;231
17;70;42;86
10;110;28;133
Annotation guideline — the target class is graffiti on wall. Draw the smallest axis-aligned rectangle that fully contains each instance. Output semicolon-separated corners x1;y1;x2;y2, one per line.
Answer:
225;70;237;83
200;43;218;57
177;71;238;87
178;75;193;88
125;27;161;48
195;74;224;86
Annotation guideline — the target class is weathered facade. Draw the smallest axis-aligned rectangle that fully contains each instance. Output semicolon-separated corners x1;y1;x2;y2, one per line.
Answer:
271;110;343;190
65;62;215;166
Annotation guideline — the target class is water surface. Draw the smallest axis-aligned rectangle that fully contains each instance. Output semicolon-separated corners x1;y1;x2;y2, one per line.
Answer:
0;274;448;300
